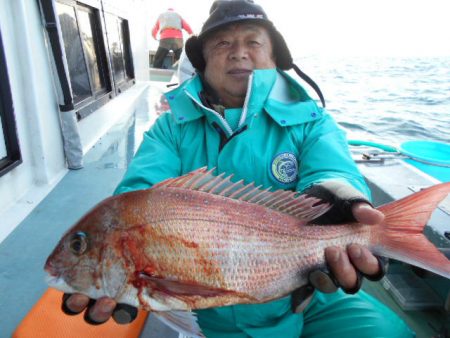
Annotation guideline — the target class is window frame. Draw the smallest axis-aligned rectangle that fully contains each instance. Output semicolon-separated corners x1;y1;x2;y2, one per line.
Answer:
0;30;22;177
38;0;136;120
103;12;135;95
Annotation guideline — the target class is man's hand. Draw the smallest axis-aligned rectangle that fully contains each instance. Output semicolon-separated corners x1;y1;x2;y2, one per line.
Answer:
292;181;389;313
62;293;137;324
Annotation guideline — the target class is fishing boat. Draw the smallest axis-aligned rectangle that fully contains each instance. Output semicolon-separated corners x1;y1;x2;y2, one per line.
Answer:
0;1;448;337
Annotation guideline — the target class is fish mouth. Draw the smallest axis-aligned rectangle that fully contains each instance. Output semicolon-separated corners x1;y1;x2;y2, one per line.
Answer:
44;261;77;293
45;273;76;294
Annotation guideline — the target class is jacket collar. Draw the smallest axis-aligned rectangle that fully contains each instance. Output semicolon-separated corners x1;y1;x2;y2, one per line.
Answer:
265;71;323;126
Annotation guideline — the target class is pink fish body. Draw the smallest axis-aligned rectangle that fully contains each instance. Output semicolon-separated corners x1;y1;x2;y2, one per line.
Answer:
45;168;450;315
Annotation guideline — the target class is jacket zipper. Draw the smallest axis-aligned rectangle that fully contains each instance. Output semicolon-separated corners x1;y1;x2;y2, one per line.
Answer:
212;122;248;153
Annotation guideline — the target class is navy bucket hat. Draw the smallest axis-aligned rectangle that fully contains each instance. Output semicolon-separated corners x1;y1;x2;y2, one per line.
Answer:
185;0;326;107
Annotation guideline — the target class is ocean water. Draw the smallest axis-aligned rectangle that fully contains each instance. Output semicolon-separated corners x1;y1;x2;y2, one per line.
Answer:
293;56;450;147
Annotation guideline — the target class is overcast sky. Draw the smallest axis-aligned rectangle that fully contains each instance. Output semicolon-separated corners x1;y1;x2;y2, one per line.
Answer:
148;0;450;57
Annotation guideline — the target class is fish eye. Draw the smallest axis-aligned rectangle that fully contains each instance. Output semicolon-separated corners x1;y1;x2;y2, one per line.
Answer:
69;232;89;255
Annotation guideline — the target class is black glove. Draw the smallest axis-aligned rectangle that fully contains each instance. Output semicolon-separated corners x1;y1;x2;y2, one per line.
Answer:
62;294;138;325
311;256;388;293
292;257;388;313
111;303;139;324
303;180;371;224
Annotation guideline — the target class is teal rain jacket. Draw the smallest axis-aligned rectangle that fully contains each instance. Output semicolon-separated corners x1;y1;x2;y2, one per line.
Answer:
114;68;376;337
116;68;369;196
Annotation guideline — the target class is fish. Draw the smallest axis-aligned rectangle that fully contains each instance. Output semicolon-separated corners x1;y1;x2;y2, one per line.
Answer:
44;167;450;337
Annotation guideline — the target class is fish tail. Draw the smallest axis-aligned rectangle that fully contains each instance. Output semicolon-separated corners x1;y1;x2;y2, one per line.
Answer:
376;182;450;279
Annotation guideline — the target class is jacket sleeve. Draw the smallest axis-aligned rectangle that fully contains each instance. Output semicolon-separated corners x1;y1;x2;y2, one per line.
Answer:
181;18;193;35
151;20;160;39
114;113;181;195
295;111;371;200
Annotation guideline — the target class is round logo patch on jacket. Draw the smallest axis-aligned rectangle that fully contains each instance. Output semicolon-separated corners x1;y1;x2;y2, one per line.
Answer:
271;152;298;184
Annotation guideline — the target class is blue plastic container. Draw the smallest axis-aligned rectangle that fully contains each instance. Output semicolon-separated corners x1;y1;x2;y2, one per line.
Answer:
400;140;450;167
400;140;450;182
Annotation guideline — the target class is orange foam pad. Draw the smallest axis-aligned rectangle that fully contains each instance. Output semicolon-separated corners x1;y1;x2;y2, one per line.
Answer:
13;288;148;338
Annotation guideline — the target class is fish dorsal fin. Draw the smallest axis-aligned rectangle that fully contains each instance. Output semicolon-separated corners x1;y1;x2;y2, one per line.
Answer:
154;310;204;338
153;167;331;222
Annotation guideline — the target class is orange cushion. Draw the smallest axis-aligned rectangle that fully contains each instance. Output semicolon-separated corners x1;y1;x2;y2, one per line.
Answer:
13;288;148;338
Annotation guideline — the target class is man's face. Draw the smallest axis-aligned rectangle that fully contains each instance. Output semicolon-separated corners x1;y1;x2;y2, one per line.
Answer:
202;23;276;108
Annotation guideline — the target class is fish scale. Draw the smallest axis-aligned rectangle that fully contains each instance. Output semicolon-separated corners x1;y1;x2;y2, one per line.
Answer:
135;181;329;300
117;189;367;301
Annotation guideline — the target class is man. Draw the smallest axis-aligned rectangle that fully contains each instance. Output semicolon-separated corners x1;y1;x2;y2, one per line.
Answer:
151;8;192;69
63;1;413;337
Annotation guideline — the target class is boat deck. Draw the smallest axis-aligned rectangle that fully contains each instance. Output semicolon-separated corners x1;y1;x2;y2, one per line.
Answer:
0;84;177;337
356;147;450;337
149;67;177;83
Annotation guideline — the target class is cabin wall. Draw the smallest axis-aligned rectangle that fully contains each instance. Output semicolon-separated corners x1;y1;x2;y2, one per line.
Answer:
128;0;152;82
0;0;151;242
0;0;66;216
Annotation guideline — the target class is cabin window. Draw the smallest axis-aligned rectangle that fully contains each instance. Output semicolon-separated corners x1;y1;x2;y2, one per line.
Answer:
57;3;93;103
0;31;22;176
38;0;135;120
104;13;135;94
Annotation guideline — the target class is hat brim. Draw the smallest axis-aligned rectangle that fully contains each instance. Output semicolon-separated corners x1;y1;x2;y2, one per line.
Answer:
199;17;270;40
185;20;292;72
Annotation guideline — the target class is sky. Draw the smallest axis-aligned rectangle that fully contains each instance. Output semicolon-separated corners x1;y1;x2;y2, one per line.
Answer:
148;0;450;57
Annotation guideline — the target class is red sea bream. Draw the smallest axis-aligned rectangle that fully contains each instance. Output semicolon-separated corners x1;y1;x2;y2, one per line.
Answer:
45;168;450;336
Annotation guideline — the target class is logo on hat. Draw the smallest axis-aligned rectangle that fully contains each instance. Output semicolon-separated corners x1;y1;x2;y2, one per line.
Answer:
271;152;298;184
237;14;264;19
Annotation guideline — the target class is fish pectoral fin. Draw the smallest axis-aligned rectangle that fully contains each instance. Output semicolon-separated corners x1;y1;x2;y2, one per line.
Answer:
154;310;205;338
139;272;231;297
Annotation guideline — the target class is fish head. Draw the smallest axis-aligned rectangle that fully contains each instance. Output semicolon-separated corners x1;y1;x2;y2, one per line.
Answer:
44;199;128;299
